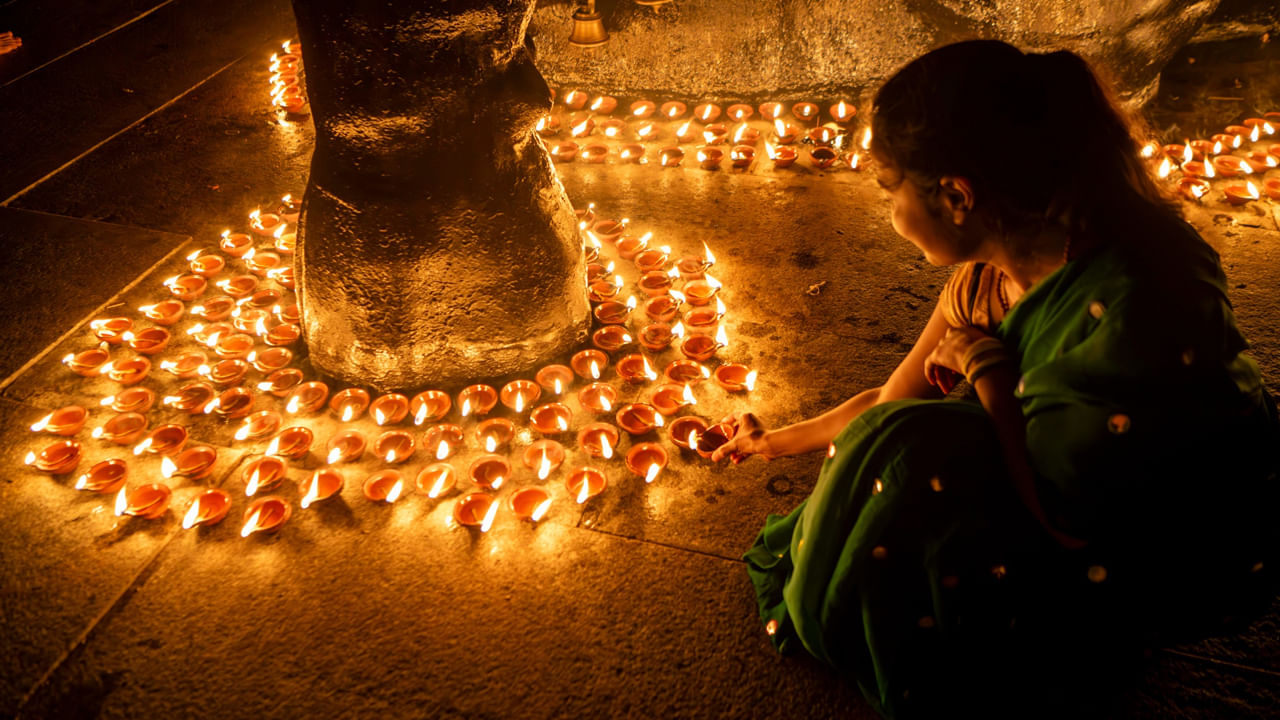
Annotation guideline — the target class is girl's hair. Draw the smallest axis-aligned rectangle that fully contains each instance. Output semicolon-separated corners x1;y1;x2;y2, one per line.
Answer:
871;40;1181;246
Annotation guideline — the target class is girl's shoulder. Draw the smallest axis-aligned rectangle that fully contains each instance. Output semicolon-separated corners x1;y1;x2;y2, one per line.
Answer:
940;261;1007;334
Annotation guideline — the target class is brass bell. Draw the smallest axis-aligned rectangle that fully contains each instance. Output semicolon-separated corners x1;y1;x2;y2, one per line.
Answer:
568;1;608;48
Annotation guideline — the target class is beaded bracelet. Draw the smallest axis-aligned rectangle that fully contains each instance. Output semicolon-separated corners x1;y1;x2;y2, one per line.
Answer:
961;337;1011;384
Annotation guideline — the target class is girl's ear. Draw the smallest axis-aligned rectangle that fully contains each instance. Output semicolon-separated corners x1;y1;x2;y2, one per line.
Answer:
937;176;975;226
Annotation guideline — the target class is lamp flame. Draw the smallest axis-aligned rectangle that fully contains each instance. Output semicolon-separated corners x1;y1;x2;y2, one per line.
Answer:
538;453;552;480
266;437;281;456
75;473;88;490
1205;159;1216;178
1245;181;1261;199
162;456;178;479
287;396;301;414
245;468;261;496
92;426;106;438
688;430;700;450
385;479;403;503
428;469;449;498
301;475;319;509
590;360;600;379
860;127;872;150
240;507;262;537
682;383;696;406
764;141;777;160
30;413;52;432
514;392;525;413
183;498;201;529
553;377;563;395
374;408;386;426
461;398;472;417
485;435;497;453
341;405;354;422
436;440;450;460
576;476;591;504
414;403;428;425
600;433;613;459
132;438;153;456
642;356;658;381
672;321;685;339
1157;157;1172;179
24;450;36;465
745;370;759;391
235;423;252;442
326;447;342;465
1183;143;1193;165
114;487;128;516
645;463;661;484
715;324;730;348
480;497;499;532
531;497;552;522
600;396;612;412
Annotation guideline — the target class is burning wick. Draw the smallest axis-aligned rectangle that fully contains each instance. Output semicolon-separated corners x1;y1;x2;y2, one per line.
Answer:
480;497;500;532
240;507;263;537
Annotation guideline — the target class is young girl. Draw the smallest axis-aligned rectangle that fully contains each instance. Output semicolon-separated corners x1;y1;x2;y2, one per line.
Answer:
713;40;1278;718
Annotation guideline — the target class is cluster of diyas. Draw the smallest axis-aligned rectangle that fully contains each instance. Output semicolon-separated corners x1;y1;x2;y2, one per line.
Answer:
541;89;870;172
24;198;761;539
267;40;307;118
1146;111;1280;205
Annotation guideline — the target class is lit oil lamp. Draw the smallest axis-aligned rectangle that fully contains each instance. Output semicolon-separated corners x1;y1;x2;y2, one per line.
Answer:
565;466;606;504
590;95;617;115
791;101;818;123
1211;155;1251;177
523;439;566;481
273;232;296;256
667;416;708;450
581;143;609;163
162;445;218;480
714;363;758;392
616;402;664;435
212;332;254;360
844;151;862;171
369;393;409;426
618;143;645;164
188;252;226;277
30;405;88;436
363;470;405;503
563;89;589;110
535;364;574;397
1162;143;1197;162
694;422;737;459
588;278;621;303
551;140;579;162
634;248;670;274
133;424;189;456
642;294;681;322
731;123;759;146
616;353;659;384
300;467;344;508
243;288;284;308
142;299;186;326
808;147;838;169
1177;177;1210;201
859;127;873;150
285;381;330;414
100;387;155;414
63;346;111;377
453;492;499;530
1242;117;1276;135
475;417;516;453
1264;178;1280;200
329;388;371;422
697;147;725;170
105;356;151;385
162;382;216;414
590;218;625;244
764;141;797;168
626;442;668;484
1180;159;1215;179
115;483;171;519
500;379;541;413
182;488;232;528
416;463;457;499
424;424;464;460
592;326;633;352
205;358;250;386
265;323;300;346
683;274;722;306
577;422;619;459
469;454;511;490
680;329;724;362
266;426;313;460
1225;123;1253;138
277;193;302;222
576;203;597;229
731;145;755;168
234;410;282;441
772;119;800;144
207;386;255;419
24;439;82;474
240;496;291;537
535;115;561;136
121;328;170;356
694;103;721;123
578;382;617;414
572;349;609;380
593;301;629;326
685;296;726;334
161;351;206;379
1210;132;1242;150
674;120;700;143
458;384;499;418
1243;150;1278;172
75;458;128;493
702;123;729;145
1223;180;1261;206
374;430;415;464
90;317;132;344
410;390;452;425
665;359;711;384
258;368;304;397
530;402;573;435
192;296;236;321
248;209;283;237
93;412;148;445
726;103;754;122
808;126;836;147
219;231;254;257
325;429;367;464
758;101;784;120
649;383;695;416
248;347;292;373
242;455;287;497
630;99;657;118
232;307;270;334
659;146;684;167
164;274;208;301
275;303;301;324
660;100;688;120
638;270;673;296
829;100;857;124
509;487;553;522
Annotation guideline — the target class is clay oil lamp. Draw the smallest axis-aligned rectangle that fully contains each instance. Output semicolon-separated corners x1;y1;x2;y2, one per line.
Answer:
258;368;304;397
325;429;367;465
232;307;270;334
211;332;254;360
187;251;226;277
476;417;516;453
509;487;553;522
594;300;630;325
99;387;155;414
234;410;282;442
578;382;617;414
219;231;254;257
843;151;863;171
410;390;452;425
161;382;216;415
24;439;82;475
642;294;681;323
581;143;609;163
665;359;710;384
285;381;330;414
535;364;574;397
1243;117;1276;134
143;299;188;327
638;270;673;296
618;143;646;164
1177;177;1210;202
535;115;561;136
639;323;675;352
1225;123;1253;138
501;379;542;413
617;231;650;260
590;219;625;244
523;439;566;480
75;458;128;493
369;393;409;426
248;209;282;237
724;103;752;122
298;467;344;509
680;332;723;363
242;288;284;309
572;349;609;380
92;412;148;444
772;119;801;145
329;388;371;422
1162;143;1197;162
694;422;737;459
29;405;89;436
674;120;701;143
208;386;255;419
114;483;171;519
630;99;657;118
424;423;465;460
240;495;291;537
660;100;688;120
158;437;216;479
530;402;573;435
692;103;720;123
277;193;302;222
265;323;300;347
702;124;729;145
731;145;756;169
590;95;618;115
1244;150;1278;172
858;126;874;152
563;89;589;110
592;325;633;352
1180;159;1215;179
453;492;499;530
715;363;759;392
758;101;784;120
626;442;668;484
458;384;498;418
808;147;838;169
550;140;579;162
1223;181;1261;206
416;463;458;499
616;402;664;435
659;146;684;167
363;470;406;503
191;296;236;321
160;350;206;379
616;353;659;385
566;466;606;504
685;297;726;334
829;100;857;124
634;248;670;274
134;423;188;457
164;274;207;301
470;454;511;490
104;356;151;385
63;346;111;377
273;232;296;256
205;358;250;387
588;278;621;303
696;147;725;170
248;347;292;373
275;303;301;324
668;416;709;450
182;488;232;529
764;141;797;168
265;426;313;460
636;122;658;142
730;123;760;146
374;430;415;464
90;317;133;344
1264;179;1280;201
1210;132;1242;150
1211;155;1250;177
808;126;836;147
649;383;696;416
575;204;597;230
791;101;819;123
683;274;722;306
577;422;620;460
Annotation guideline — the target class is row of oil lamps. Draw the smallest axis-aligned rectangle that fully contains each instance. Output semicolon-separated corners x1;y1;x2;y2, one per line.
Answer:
25;200;755;537
268;40;307;116
1145;113;1280;205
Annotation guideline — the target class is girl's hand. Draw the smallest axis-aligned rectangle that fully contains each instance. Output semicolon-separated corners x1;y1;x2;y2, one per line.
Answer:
924;326;991;393
710;412;772;463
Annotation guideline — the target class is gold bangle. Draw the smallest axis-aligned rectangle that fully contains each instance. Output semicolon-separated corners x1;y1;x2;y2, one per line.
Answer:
966;355;1011;385
960;337;1005;371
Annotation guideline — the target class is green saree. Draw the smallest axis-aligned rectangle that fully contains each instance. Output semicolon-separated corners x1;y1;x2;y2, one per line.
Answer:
745;222;1279;718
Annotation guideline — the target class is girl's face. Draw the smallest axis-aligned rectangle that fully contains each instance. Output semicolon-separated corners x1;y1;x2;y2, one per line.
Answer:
874;155;974;266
